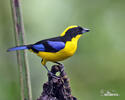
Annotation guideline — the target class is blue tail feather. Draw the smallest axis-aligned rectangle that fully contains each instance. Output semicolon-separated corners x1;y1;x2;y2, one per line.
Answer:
7;46;28;52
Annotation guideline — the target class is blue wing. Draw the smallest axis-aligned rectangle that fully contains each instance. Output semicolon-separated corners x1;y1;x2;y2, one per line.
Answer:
30;41;65;53
32;44;45;51
47;41;65;52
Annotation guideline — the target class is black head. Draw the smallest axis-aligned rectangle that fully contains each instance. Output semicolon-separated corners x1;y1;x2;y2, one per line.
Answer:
61;25;90;38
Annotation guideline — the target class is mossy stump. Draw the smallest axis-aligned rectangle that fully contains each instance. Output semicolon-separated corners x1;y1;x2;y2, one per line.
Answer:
37;65;77;100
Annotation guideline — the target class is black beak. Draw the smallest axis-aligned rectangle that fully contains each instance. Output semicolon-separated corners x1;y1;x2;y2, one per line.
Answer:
85;28;90;32
82;28;90;33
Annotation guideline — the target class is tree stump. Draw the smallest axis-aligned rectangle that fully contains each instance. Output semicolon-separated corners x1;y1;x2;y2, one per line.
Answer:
37;64;77;100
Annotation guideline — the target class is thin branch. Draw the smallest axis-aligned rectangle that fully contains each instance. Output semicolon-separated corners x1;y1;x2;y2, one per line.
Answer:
10;0;32;100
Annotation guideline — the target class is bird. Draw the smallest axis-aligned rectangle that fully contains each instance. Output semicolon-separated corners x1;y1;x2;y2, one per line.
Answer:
7;25;90;75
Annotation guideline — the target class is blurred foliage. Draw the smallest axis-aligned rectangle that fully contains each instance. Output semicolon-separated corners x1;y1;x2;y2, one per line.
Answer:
0;0;125;100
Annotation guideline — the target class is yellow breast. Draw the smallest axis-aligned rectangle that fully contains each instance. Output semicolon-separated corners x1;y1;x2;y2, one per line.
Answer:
37;34;82;63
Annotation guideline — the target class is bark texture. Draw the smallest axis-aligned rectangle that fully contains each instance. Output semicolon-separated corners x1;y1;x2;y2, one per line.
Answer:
37;65;77;100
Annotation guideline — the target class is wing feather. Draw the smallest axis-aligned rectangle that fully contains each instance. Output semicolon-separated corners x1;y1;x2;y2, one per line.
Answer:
47;41;65;52
29;37;65;53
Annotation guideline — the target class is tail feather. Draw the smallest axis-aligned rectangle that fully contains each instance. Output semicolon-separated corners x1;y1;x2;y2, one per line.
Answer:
7;45;28;52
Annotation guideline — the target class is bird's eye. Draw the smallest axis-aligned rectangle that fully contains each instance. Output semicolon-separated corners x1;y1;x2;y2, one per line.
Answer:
78;27;83;31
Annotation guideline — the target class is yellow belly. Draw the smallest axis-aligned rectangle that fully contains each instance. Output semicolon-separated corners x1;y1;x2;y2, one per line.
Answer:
36;34;81;65
37;40;77;62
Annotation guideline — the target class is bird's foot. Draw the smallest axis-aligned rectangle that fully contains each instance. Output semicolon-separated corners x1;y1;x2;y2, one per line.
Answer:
48;71;60;79
54;62;64;72
44;65;59;79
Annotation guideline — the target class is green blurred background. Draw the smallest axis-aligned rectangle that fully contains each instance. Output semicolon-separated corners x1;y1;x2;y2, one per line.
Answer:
0;0;125;100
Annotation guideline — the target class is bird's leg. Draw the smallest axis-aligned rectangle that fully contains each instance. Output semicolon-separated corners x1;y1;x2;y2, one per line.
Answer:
41;60;59;79
41;60;47;71
41;59;50;73
43;65;60;79
54;62;64;72
44;65;50;73
54;61;62;65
